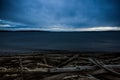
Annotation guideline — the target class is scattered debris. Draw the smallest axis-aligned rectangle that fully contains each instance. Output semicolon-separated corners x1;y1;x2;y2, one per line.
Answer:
0;51;120;80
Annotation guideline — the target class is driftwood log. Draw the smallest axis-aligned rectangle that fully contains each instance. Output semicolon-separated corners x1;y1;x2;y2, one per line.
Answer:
0;51;120;80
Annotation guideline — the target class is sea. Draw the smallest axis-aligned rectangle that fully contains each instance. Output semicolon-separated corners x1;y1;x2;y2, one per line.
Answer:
0;31;120;53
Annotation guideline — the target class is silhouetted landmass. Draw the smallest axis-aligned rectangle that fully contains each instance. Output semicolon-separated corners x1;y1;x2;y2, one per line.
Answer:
0;30;48;32
0;30;120;32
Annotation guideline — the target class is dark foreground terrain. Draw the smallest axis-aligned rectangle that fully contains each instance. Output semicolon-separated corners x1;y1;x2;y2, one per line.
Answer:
0;51;120;80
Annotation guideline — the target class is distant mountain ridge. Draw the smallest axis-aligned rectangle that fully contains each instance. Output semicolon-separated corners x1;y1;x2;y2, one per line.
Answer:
0;29;120;32
0;30;47;32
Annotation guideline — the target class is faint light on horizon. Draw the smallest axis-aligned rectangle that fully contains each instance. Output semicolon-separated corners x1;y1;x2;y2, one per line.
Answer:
3;26;120;32
78;27;120;31
0;24;11;27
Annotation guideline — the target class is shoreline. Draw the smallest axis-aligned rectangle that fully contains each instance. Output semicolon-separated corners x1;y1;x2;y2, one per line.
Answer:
0;49;120;55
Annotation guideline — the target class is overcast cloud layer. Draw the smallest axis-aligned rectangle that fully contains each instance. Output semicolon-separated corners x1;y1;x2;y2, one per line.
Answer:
0;0;120;31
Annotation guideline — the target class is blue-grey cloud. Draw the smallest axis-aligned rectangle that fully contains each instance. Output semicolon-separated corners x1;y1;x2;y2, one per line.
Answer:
0;0;120;30
0;19;25;27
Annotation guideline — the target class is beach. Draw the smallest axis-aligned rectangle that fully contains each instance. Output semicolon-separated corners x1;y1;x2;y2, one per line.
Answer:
0;50;120;80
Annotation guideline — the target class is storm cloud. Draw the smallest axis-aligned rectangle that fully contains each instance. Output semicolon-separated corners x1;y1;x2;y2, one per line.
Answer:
0;0;120;30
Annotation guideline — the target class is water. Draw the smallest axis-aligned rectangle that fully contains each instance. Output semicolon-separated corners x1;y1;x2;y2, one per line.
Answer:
0;31;120;52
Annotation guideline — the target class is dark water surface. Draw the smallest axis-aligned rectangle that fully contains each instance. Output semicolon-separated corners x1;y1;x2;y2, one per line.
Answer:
0;31;120;52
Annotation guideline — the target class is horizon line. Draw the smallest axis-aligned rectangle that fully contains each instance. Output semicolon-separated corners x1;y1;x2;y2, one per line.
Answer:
0;26;120;32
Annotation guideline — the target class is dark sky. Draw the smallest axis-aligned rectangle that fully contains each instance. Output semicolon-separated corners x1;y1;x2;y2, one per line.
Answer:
0;0;120;31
